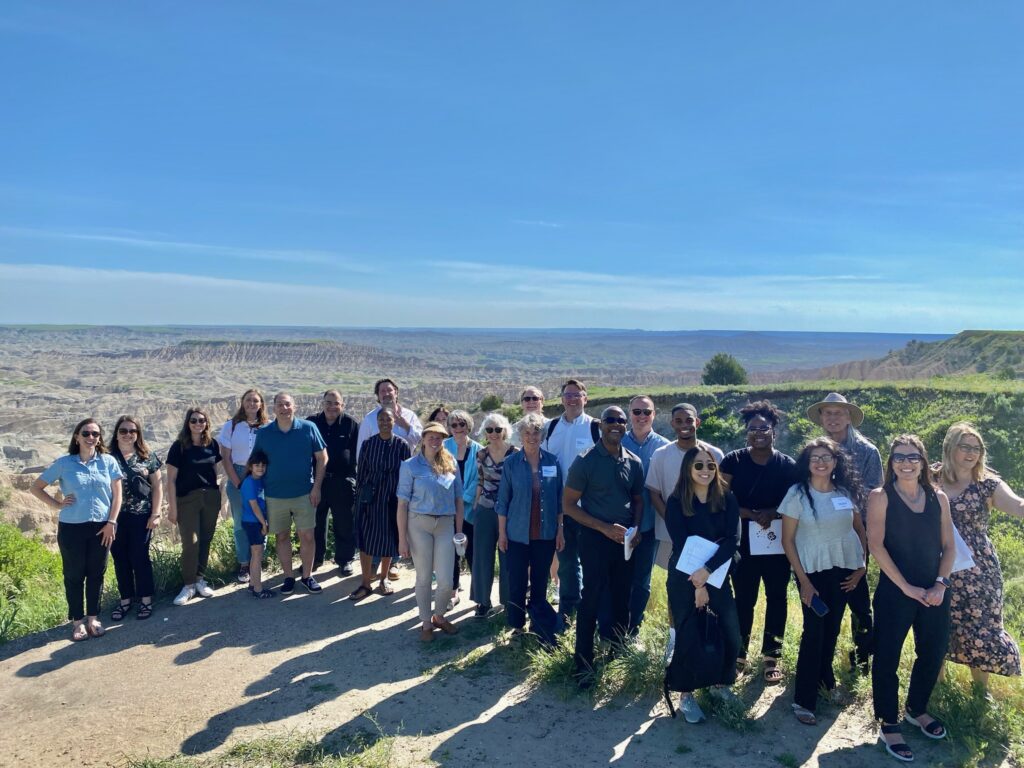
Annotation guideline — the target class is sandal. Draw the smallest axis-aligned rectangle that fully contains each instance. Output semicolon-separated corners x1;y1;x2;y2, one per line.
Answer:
136;602;153;620
905;711;946;740
111;600;132;621
388;565;400;581
71;622;89;642
878;724;914;762
763;658;783;685
348;584;374;602
791;703;817;726
85;619;105;638
431;615;459;635
378;580;394;596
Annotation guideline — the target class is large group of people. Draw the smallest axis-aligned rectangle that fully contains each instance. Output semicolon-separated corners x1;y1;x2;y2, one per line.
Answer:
29;380;1024;762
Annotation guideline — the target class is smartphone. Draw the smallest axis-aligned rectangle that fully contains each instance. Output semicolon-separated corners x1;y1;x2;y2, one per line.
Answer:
810;594;829;617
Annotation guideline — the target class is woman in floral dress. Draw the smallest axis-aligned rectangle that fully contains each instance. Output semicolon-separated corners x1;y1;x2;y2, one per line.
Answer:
937;422;1024;689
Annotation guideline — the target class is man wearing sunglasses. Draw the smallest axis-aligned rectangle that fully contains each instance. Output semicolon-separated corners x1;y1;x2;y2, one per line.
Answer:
542;379;600;620
562;405;645;688
807;392;883;673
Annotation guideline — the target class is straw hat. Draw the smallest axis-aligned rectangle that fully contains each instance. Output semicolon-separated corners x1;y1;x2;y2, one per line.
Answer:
806;393;864;427
421;421;450;437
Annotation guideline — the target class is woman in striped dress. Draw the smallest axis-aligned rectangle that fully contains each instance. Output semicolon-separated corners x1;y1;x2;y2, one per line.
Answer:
351;408;411;600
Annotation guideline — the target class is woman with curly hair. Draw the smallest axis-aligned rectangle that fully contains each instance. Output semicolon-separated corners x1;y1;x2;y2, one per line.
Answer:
780;437;866;725
166;407;223;606
936;422;1024;690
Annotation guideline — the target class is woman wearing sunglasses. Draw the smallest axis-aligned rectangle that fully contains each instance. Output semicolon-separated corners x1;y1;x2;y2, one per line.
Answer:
471;413;518;617
936;423;1023;691
108;415;163;621
166;407;223;606
31;419;123;641
868;434;955;762
444;410;481;599
780;438;866;725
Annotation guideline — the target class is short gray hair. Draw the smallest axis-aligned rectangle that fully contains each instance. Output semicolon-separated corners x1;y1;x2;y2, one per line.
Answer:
517;412;546;436
448;409;474;432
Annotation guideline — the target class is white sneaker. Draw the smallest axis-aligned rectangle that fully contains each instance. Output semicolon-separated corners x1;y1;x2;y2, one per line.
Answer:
173;584;196;605
195;578;215;598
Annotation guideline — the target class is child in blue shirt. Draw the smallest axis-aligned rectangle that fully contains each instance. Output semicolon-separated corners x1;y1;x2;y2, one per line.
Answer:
240;450;273;599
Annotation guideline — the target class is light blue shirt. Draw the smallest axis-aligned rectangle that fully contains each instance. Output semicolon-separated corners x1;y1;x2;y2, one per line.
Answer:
444;436;481;506
495;449;563;544
622;429;671;533
397;454;464;517
39;453;124;524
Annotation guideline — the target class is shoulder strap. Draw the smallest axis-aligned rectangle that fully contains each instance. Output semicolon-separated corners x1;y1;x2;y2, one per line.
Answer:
590;420;600;443
546;418;559;440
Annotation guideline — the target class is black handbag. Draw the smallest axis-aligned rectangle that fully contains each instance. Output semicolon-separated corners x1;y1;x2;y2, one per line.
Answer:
663;608;725;717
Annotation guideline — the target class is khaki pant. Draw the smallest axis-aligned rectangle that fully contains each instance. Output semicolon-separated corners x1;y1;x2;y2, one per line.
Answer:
177;488;221;584
407;512;455;623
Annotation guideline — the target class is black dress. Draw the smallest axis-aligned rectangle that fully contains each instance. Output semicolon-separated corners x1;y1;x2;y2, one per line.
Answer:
355;435;411;557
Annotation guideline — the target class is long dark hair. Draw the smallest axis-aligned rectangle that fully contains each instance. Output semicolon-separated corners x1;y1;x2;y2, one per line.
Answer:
108;415;152;461
670;446;727;517
177;407;213;451
794;437;862;518
68;418;107;456
884;434;935;494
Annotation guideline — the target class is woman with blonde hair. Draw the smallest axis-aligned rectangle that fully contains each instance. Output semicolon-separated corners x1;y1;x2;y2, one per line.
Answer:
937;422;1024;689
397;422;465;641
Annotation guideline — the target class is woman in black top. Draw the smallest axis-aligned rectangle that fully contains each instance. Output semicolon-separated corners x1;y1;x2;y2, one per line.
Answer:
719;400;798;683
664;446;741;724
868;434;955;762
166;407;223;606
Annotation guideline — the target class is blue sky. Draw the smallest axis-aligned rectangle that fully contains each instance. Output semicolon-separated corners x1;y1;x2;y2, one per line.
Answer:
0;3;1021;332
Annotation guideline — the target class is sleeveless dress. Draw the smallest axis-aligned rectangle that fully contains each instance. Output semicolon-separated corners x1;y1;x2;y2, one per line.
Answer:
947;478;1022;676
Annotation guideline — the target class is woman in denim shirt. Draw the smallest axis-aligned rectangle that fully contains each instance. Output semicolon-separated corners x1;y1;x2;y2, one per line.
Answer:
31;418;124;641
397;422;465;642
496;413;564;645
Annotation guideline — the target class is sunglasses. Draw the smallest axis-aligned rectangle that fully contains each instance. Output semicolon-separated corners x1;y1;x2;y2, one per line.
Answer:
809;454;836;464
521;395;542;402
602;417;628;425
747;425;772;434
189;417;207;425
484;427;504;434
693;461;716;471
631;408;653;416
79;430;101;438
891;453;923;464
450;421;468;429
117;427;139;435
956;443;982;455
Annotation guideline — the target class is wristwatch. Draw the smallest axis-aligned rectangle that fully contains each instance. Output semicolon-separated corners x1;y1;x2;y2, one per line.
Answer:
935;576;951;589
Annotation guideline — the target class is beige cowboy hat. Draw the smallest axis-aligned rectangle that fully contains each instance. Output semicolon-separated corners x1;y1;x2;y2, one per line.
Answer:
806;392;864;428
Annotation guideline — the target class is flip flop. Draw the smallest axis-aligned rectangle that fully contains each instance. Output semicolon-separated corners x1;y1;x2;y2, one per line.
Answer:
348;584;374;602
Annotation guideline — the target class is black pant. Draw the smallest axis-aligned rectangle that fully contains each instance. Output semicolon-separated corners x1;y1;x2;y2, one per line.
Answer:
454;520;473;591
794;568;852;711
57;521;108;621
847;554;873;669
872;578;951;723
110;513;155;600
733;551;791;658
667;569;742;689
575;526;635;673
506;538;558;644
314;476;355;566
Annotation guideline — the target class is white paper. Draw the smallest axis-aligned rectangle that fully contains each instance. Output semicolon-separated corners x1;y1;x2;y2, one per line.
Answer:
748;519;785;556
623;527;637;560
675;535;730;589
951;524;976;574
575;437;591;454
831;496;854;510
542;465;557;478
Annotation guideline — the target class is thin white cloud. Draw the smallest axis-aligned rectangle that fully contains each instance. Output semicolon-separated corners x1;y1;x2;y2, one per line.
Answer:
513;219;563;229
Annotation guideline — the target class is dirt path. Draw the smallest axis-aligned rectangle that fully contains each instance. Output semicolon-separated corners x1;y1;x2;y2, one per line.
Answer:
0;568;952;767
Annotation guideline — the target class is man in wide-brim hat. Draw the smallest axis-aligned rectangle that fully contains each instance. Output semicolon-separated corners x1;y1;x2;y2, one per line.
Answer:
808;391;882;674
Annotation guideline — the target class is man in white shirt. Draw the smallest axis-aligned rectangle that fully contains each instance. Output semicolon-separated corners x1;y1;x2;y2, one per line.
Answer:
542;378;599;620
356;378;423;461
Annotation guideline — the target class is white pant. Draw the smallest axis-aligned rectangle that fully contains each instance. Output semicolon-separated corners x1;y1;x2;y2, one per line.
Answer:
407;512;456;623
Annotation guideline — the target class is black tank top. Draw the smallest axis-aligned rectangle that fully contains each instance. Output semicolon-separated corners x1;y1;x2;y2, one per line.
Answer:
881;484;943;589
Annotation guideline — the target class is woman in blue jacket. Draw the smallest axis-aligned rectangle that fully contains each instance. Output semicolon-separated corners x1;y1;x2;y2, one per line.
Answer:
496;412;564;645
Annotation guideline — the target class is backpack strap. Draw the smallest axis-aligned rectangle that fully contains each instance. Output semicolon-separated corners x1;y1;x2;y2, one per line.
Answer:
546;418;559;440
589;420;600;443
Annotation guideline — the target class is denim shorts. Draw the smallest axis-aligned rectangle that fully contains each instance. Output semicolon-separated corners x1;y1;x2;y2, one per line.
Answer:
242;521;267;549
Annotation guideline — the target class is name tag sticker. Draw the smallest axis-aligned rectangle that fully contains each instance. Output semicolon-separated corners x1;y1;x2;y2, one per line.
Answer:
831;496;854;510
542;466;557;478
438;473;455;490
575;438;591;453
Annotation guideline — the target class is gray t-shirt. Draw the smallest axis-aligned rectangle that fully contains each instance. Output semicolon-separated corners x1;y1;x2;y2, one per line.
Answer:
566;441;645;526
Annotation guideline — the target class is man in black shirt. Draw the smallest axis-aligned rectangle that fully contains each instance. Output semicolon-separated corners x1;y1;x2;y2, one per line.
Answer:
308;390;360;575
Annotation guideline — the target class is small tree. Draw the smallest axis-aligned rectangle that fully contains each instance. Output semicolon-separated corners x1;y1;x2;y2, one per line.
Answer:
995;365;1017;381
701;353;748;386
479;393;503;411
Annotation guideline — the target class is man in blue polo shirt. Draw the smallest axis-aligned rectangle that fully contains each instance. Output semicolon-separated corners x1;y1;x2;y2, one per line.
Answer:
252;392;328;594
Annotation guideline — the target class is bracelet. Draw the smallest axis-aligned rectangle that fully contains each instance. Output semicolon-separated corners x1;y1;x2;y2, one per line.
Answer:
106;519;118;528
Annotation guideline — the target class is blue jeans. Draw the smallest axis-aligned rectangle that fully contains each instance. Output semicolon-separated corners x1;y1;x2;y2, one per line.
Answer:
224;463;250;566
471;504;508;608
598;527;657;638
506;538;558;646
557;517;583;619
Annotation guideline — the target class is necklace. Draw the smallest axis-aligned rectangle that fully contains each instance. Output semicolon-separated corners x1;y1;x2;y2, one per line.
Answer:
896;484;924;506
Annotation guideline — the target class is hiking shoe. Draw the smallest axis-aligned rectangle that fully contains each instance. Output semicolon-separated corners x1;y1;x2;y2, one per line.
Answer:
473;605;491;618
237;566;250;584
173;584;195;606
300;576;322;593
252;588;275;600
195;578;214;598
280;577;296;594
680;694;705;724
341;562;355;577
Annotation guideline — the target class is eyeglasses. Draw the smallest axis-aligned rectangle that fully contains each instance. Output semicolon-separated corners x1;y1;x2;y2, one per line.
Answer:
891;453;923;464
602;417;628;425
631;408;653;416
562;392;583;400
117;427;139;435
521;395;542;402
79;430;101;438
693;461;717;471
450;421;467;429
809;454;836;465
189;417;207;425
484;427;504;434
747;425;772;434
956;443;982;455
